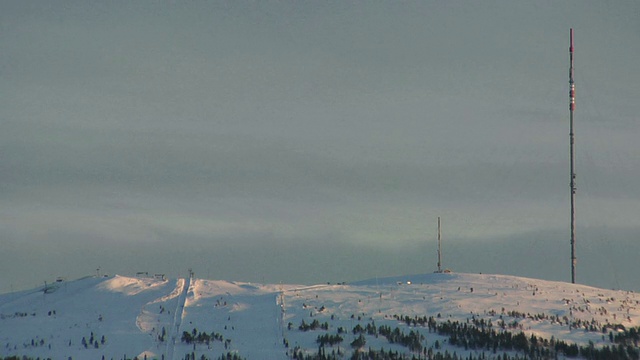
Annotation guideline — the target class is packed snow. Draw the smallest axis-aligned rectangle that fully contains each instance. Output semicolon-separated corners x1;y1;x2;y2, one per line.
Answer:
1;272;639;359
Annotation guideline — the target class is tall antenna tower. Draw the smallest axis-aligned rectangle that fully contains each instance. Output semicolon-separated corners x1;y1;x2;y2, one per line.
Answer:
437;217;442;273
569;28;577;284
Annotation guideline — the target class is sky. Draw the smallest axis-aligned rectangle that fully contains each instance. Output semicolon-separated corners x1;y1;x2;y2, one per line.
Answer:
2;0;640;293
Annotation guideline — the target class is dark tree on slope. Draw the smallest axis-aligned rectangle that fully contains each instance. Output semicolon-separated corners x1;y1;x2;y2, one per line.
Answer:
350;334;366;349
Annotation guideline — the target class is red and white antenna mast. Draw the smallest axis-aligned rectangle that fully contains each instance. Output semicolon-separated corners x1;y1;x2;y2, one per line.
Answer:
569;28;577;284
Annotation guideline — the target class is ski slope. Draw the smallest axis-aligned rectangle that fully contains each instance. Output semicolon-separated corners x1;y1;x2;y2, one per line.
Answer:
1;272;639;359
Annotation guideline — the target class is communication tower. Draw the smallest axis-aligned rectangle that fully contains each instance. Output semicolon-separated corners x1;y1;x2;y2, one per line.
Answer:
569;28;577;284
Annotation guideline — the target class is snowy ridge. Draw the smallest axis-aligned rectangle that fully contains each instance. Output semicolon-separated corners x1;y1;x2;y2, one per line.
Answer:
1;272;639;359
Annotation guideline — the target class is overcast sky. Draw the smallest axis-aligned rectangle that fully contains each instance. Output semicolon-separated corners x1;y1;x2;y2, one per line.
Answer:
2;1;639;293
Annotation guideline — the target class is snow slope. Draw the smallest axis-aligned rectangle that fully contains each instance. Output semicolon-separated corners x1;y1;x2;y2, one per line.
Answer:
1;272;639;359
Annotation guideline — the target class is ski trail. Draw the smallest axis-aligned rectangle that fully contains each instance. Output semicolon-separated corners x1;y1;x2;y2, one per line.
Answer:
165;276;190;360
135;278;183;358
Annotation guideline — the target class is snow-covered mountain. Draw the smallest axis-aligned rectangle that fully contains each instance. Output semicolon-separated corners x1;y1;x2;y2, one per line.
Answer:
1;272;639;359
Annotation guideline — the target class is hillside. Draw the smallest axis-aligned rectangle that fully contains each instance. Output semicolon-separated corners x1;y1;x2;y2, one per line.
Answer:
1;272;639;360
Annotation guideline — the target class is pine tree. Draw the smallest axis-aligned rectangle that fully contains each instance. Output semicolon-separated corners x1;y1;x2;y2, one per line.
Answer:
351;334;366;349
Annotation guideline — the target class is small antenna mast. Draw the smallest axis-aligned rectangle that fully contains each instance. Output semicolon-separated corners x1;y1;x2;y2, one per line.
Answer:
437;217;442;273
569;28;577;284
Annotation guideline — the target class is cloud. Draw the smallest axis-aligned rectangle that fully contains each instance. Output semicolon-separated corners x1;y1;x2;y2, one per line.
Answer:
1;0;640;293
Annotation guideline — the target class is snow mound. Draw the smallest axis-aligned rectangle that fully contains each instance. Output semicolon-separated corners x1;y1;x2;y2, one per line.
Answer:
98;274;167;296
